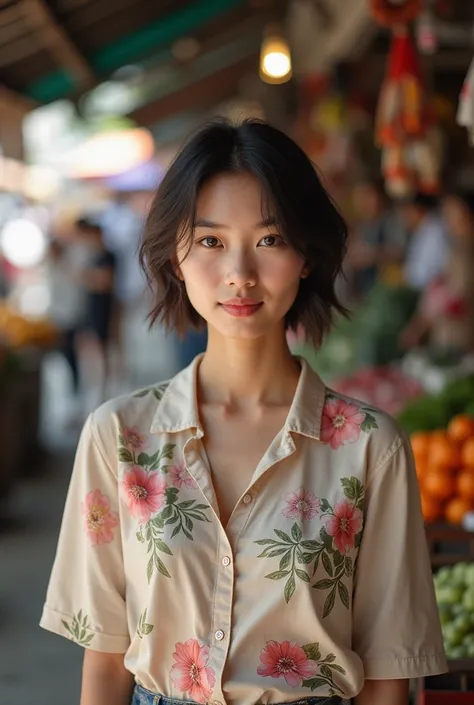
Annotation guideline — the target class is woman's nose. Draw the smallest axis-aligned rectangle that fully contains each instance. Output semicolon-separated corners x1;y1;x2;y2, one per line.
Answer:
224;252;257;289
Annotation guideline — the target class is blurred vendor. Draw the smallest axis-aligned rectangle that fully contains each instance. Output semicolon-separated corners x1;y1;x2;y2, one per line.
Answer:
400;190;474;358
75;217;116;401
400;191;449;291
348;178;407;297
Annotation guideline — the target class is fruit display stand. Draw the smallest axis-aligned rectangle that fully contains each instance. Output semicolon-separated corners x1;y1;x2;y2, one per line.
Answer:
427;524;474;568
417;663;474;704
0;304;58;509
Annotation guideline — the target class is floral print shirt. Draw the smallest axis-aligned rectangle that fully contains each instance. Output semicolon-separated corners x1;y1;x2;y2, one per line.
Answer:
40;356;447;704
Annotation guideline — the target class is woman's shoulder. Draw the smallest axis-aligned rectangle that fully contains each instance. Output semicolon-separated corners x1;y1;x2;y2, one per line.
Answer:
323;386;408;466
88;379;172;453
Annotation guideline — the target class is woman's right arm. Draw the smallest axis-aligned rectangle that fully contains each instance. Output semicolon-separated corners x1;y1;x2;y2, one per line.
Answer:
80;649;135;705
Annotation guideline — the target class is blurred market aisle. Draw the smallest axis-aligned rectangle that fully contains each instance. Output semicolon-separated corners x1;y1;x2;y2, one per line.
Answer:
0;447;82;704
0;307;181;704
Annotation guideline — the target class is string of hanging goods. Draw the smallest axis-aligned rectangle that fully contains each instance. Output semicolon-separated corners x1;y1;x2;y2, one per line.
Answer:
369;0;442;198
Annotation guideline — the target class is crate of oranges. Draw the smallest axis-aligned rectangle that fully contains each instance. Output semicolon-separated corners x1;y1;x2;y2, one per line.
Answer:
412;415;474;526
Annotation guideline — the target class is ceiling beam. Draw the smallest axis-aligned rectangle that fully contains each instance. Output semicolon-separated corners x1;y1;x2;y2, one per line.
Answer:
131;53;259;126
20;0;95;86
0;83;38;114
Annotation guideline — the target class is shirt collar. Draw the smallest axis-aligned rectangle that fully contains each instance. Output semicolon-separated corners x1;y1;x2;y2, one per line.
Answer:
150;354;325;441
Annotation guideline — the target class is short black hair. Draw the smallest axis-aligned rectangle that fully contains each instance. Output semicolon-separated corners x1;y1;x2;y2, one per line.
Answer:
139;118;348;346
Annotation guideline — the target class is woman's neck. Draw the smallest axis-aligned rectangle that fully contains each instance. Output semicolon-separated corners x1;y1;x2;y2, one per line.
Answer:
197;327;301;410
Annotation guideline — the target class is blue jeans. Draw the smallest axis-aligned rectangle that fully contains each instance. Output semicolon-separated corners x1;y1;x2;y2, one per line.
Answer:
131;684;349;705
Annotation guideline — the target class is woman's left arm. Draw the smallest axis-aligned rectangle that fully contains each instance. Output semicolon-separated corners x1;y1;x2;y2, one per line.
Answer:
355;679;409;705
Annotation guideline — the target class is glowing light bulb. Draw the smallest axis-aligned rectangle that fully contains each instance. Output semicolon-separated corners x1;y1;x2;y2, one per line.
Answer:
259;29;292;85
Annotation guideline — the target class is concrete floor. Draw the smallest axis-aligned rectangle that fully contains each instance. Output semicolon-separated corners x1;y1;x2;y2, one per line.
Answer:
0;310;180;704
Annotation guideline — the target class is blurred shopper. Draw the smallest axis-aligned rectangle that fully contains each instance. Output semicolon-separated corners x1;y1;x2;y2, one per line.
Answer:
101;194;146;378
75;217;116;401
400;191;449;290
44;238;86;399
348;179;407;297
401;190;474;357
41;119;446;705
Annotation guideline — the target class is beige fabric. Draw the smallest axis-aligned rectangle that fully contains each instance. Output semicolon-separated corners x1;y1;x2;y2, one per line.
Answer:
40;356;447;704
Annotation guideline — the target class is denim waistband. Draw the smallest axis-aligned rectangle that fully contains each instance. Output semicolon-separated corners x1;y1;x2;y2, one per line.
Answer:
131;684;348;705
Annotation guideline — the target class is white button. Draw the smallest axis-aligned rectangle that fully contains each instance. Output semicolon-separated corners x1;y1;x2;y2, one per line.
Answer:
222;556;231;566
213;701;223;705
243;493;253;505
215;629;225;641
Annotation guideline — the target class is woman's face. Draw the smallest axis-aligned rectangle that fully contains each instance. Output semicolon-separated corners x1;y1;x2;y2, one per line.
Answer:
442;196;473;243
176;172;307;341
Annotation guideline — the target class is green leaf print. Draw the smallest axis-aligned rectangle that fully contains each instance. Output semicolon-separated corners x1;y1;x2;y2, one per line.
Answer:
284;575;296;603
299;644;346;695
323;585;337;618
338;581;350;609
139;488;212;582
313;579;334;590
302;642;321;661
265;570;291;580
165;487;179;504
321;551;333;577
61;611;95;647
279;551;292;572
118;448;133;463
137;608;154;638
302;677;328;692
360;411;378;432
134;382;169;400
341;476;364;505
291;523;302;542
295;569;310;583
138;452;151;466
257;475;364;613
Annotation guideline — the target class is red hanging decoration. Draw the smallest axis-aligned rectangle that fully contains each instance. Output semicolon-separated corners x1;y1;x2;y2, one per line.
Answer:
370;0;422;27
369;0;441;197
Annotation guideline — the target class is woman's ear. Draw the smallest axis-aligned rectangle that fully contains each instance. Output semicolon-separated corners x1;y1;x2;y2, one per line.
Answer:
300;264;310;279
172;256;184;281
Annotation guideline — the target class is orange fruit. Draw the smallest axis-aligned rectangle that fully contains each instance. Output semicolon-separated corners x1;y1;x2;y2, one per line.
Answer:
457;470;474;500
428;436;461;470
415;457;429;486
462;438;474;469
420;494;443;523
423;467;456;501
445;497;473;525
410;431;431;461
448;415;474;444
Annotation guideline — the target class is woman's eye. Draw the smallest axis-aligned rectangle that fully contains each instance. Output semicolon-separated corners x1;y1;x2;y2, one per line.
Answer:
199;236;221;248
258;235;281;247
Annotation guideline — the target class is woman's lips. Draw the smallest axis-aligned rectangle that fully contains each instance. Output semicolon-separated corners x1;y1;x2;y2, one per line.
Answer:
219;300;263;317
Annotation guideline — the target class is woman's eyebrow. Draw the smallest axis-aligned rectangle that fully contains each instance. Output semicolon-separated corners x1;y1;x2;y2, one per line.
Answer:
194;217;278;229
194;219;227;229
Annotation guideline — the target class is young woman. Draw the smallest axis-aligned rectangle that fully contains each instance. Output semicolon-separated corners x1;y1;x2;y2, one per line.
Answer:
41;119;446;705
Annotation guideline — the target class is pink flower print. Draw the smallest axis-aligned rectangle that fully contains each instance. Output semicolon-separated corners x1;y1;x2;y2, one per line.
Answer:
321;397;366;449
81;489;119;546
122;426;148;451
120;466;166;523
170;638;216;704
169;463;195;489
325;499;363;554
257;640;318;687
282;487;320;521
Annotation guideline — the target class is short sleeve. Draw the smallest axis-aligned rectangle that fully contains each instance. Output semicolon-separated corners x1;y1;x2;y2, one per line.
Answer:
352;433;447;679
40;413;130;653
